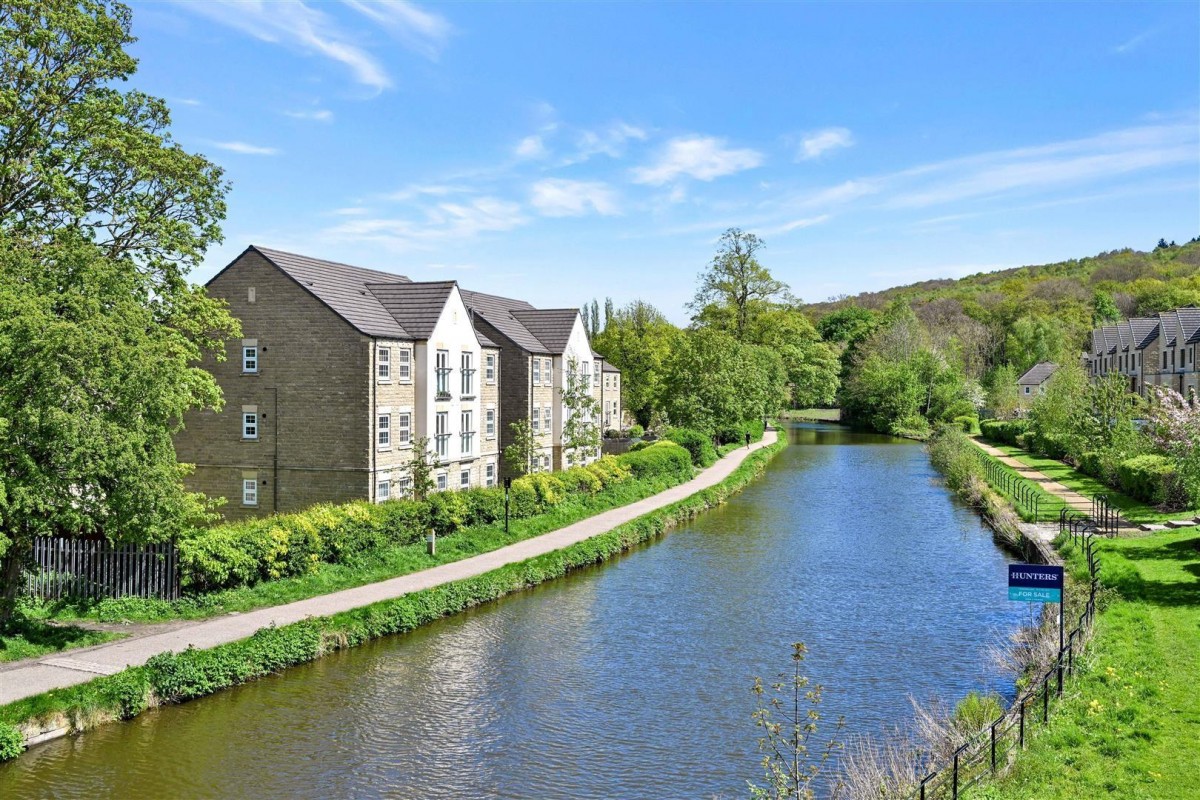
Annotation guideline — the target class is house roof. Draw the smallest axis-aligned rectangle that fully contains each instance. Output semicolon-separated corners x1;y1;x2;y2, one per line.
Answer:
1090;329;1106;356
366;281;456;340
1116;322;1132;352
1178;306;1200;345
602;361;621;373
1129;317;1160;350
459;289;551;354
248;246;413;339
510;308;581;353
1101;325;1119;355
1018;362;1059;385
1159;310;1180;347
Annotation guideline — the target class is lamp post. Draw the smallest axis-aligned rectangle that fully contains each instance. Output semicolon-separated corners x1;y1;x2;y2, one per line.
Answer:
504;476;512;534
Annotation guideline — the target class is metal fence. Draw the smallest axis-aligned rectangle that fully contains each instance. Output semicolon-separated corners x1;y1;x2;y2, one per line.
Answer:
974;449;1045;520
1090;494;1124;536
906;511;1102;799
25;536;180;601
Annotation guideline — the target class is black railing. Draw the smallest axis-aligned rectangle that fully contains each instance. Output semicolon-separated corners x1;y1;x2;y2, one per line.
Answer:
974;449;1041;520
24;536;180;601
908;515;1102;799
1090;494;1123;537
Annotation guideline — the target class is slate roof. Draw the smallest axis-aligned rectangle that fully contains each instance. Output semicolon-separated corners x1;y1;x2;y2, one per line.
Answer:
1178;307;1200;345
1101;325;1119;355
1129;317;1160;350
510;309;581;353
249;246;413;339
1116;322;1132;352
366;281;456;340
459;289;551;354
1018;362;1059;385
602;361;621;373
1159;310;1180;347
1090;329;1106;356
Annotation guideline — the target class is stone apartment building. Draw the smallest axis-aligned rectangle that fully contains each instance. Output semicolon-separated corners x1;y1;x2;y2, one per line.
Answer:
1086;307;1200;397
176;246;622;519
175;246;502;520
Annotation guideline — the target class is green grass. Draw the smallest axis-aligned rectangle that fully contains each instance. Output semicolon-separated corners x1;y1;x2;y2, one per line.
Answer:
972;446;1070;522
782;408;841;421
982;442;1200;524
0;619;121;663
975;529;1200;799
19;466;700;627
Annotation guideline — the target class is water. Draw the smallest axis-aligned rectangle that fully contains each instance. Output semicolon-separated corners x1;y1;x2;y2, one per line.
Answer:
0;423;1026;799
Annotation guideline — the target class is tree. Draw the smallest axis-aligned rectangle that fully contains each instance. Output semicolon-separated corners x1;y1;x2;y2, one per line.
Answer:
1005;315;1071;375
748;642;845;799
816;306;878;346
1091;290;1120;325
688;228;789;340
560;356;601;466
407;436;436;500
0;1;236;623
985;363;1020;419
661;329;785;433
503;418;537;477
590;299;601;337
746;308;840;409
592;300;681;427
1145;386;1200;505
604;297;614;330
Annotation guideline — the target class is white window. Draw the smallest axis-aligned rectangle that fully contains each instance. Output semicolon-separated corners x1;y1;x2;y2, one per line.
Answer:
485;462;495;487
461;352;475;396
398;348;411;382
377;478;390;502
436;473;448;491
378;413;391;449
486;408;496;438
542;455;550;471
377;347;390;381
485;353;496;383
544;405;552;432
242;478;257;506
532;358;541;385
397;477;412;499
436;350;451;395
242;346;258;374
582;361;591;389
243;412;258;440
544;358;553;384
461;410;474;454
460;469;470;489
435;411;449;458
532;407;540;433
397;412;411;446
1024;386;1031;395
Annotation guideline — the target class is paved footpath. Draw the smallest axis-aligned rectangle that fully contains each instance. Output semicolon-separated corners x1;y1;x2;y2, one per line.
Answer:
970;438;1094;515
0;431;778;707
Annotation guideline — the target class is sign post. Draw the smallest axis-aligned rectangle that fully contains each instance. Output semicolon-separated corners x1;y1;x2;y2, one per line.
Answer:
1008;563;1065;654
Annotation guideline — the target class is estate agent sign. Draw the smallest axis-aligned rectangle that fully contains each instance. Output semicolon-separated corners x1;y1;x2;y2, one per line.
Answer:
1007;563;1064;603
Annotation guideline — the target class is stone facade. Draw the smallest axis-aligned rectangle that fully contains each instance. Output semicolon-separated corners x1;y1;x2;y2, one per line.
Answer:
1086;309;1200;398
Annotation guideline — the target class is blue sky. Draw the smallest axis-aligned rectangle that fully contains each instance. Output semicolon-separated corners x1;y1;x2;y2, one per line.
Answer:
130;1;1199;322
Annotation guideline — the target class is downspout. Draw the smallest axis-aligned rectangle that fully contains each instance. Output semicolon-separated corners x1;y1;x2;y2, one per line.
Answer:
271;386;279;512
370;339;376;502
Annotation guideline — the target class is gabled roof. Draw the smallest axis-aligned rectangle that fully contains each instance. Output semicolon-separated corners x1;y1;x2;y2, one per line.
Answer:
1116;322;1132;352
1129;317;1160;350
1018;362;1059;385
510;308;581;353
367;281;456;340
1090;329;1106;356
1159;310;1180;347
460;289;551;354
1178;307;1200;345
602;361;621;373
247;246;413;339
1101;325;1119;355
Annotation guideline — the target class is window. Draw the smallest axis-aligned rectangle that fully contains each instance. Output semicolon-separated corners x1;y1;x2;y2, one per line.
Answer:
485;462;495;487
397;412;411;446
377;478;390;502
461;410;474;454
460;469;471;489
242;478;258;506
542;455;550;471
485;353;496;383
436;349;451;396
485;408;496;438
243;412;258;440
461;352;475;396
582;361;591;389
398;348;411;382
594;361;601;385
531;407;540;434
377;413;391;449
1024;386;1031;395
544;358;553;384
242;346;258;374
397;477;412;499
544;405;552;432
377;347;390;381
435;411;449;458
436;473;448;491
532;358;541;385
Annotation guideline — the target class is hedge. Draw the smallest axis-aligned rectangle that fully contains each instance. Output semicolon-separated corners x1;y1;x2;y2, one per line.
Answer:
979;419;1029;446
664;427;718;467
715;418;766;446
953;415;981;435
178;445;693;593
1116;455;1186;508
0;439;788;762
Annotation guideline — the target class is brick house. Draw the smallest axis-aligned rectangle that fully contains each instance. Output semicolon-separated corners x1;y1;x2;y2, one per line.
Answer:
1086;307;1200;397
175;246;501;520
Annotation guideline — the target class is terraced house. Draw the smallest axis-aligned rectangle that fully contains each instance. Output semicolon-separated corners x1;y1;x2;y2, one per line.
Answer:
1086;307;1200;397
176;246;621;519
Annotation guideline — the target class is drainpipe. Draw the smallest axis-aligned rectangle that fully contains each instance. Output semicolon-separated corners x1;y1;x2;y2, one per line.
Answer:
370;339;376;502
270;386;279;512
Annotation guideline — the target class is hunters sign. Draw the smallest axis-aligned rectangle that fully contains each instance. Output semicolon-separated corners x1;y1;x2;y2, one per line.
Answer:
1007;563;1064;603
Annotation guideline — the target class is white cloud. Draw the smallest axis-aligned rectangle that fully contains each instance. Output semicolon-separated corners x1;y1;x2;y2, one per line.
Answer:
757;215;832;236
632;136;763;185
797;127;854;160
285;108;334;122
569;121;647;162
382;183;470;202
174;97;202;106
211;140;280;155
515;135;548;159
175;0;451;92
322;197;527;249
530;179;620;217
1113;29;1156;55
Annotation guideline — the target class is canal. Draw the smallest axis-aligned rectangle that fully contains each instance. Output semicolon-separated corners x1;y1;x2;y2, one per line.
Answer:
0;423;1028;798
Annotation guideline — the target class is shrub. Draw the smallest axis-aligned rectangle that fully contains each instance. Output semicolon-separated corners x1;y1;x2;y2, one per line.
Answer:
102;669;150;720
1117;455;1187;508
584;455;632;488
560;466;603;494
1033;432;1069;460
428;490;468;534
0;723;22;761
628;424;645;438
1077;451;1104;478
952;415;981;435
507;477;541;518
1015;432;1033;450
461;488;504;526
665;427;718;467
628;440;651;452
979;419;1030;446
529;473;567;508
617;441;693;481
715;419;765;445
603;428;621;439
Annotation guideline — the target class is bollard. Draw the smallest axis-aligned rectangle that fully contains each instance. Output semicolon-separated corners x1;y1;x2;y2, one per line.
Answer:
426;528;436;556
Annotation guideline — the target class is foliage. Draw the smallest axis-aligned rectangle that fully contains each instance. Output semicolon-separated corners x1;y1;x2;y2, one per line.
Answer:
661;328;786;434
748;642;845;800
560;356;601;466
664;427;718;467
688;227;790;340
979;419;1030;446
1115;455;1186;509
985;363;1020;419
0;722;21;760
503;418;537;477
615;441;693;482
1143;386;1200;506
591;300;681;428
628;423;645;438
407;436;436;501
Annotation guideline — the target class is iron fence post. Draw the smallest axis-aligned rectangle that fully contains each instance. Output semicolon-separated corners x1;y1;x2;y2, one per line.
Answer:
952;751;959;800
1019;700;1025;748
990;723;997;772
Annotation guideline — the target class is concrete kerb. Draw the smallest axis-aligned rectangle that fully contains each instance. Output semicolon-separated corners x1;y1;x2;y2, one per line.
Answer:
0;430;780;707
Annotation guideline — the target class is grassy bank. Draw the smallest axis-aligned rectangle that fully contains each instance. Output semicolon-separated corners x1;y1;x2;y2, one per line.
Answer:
0;439;787;761
975;528;1200;799
780;408;841;422
0;622;121;664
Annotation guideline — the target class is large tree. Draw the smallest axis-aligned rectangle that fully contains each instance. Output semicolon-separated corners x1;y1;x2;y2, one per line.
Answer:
593;300;681;427
0;1;236;622
661;328;786;434
688;227;789;340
